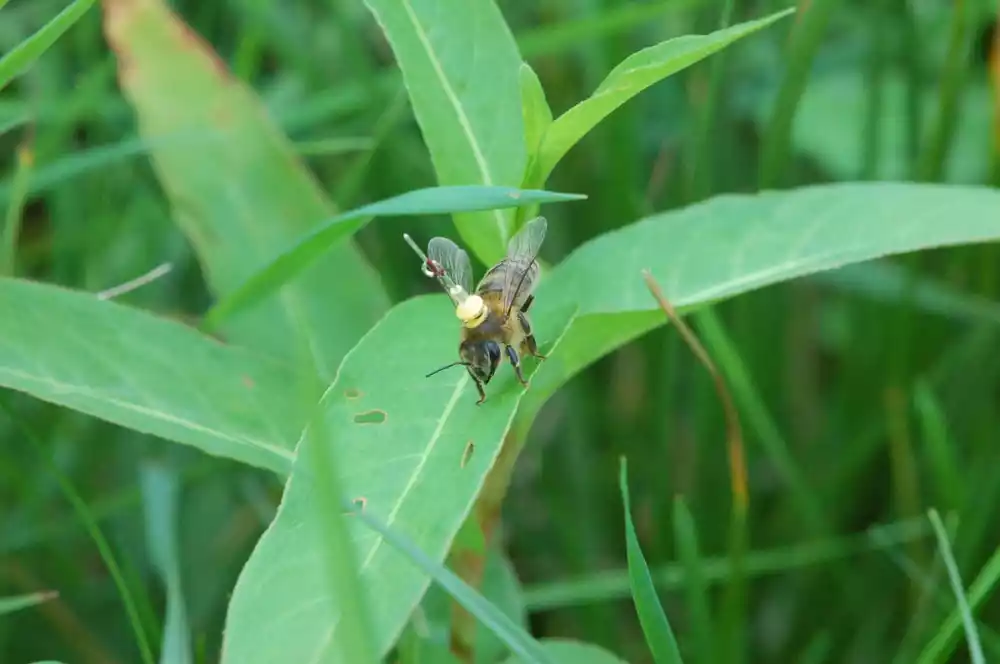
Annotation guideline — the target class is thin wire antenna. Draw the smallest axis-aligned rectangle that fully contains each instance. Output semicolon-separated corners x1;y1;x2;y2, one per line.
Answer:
97;262;173;300
403;233;469;303
425;361;471;378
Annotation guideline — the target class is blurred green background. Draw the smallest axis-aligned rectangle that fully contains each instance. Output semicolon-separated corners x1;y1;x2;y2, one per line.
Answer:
2;0;1000;662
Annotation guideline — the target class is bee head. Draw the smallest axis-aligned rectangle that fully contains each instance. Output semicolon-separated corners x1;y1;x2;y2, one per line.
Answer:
456;294;488;328
460;339;502;384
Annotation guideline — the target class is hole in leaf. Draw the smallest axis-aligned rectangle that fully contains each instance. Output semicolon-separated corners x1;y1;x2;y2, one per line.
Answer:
344;496;367;516
461;441;475;468
344;388;363;400
353;410;387;425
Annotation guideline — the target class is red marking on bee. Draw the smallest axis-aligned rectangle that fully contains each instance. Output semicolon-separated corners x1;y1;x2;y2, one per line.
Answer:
425;258;446;278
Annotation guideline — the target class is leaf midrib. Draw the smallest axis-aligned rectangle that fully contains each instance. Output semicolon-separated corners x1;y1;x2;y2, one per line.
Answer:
0;365;294;462
308;372;470;663
399;0;510;239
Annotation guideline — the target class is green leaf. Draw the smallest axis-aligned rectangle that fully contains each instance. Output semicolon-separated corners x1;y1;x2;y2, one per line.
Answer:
513;182;1000;437
530;8;795;185
917;530;1000;664
103;0;390;379
0;277;303;475
619;458;683;664
0;0;98;92
0;591;58;617
362;0;527;265
672;497;715;664
522;515;934;611
519;63;553;159
476;549;530;664
2;402;156;664
501;639;628;664
140;462;192;664
221;295;577;664
926;509;985;664
204;185;585;330
349;497;553;664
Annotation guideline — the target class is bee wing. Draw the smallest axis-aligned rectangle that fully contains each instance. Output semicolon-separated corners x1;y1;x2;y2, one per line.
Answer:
499;216;547;317
428;236;473;303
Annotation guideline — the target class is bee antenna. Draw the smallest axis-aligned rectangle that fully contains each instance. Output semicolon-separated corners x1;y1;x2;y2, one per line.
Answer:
425;361;471;378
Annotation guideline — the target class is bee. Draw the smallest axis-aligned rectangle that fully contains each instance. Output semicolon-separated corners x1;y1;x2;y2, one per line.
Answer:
403;217;548;405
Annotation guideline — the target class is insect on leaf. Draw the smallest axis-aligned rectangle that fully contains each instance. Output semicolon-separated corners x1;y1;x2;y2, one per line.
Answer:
222;295;577;664
204;186;584;330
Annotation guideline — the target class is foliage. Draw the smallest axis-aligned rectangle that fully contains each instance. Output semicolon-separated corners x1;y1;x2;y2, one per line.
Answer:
2;0;1000;663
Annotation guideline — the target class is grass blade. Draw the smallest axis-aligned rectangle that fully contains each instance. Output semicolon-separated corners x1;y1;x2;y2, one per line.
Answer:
917;539;1000;664
204;185;585;329
1;142;31;277
619;457;684;664
672;497;715;664
0;398;155;664
523;515;933;610
0;591;58;617
532;8;794;186
923;509;985;664
0;0;98;92
299;364;379;664
350;501;554;664
140;462;192;664
758;0;840;188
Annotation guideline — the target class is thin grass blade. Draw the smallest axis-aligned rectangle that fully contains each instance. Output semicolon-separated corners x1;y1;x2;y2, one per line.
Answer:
140;462;192;664
917;539;1000;664
0;399;155;664
0;0;98;92
0;591;58;617
204;185;584;329
619;457;684;664
923;509;985;664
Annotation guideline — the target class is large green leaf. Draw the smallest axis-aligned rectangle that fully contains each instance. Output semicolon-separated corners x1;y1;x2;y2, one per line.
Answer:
221;182;1000;661
0;277;302;474
102;0;389;380
362;0;527;266
205;185;586;330
221;295;577;664
513;182;1000;432
529;8;795;186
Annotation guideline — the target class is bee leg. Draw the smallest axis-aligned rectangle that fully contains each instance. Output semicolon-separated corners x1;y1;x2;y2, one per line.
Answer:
473;378;487;405
517;310;547;361
521;334;547;361
505;346;530;387
521;294;535;313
